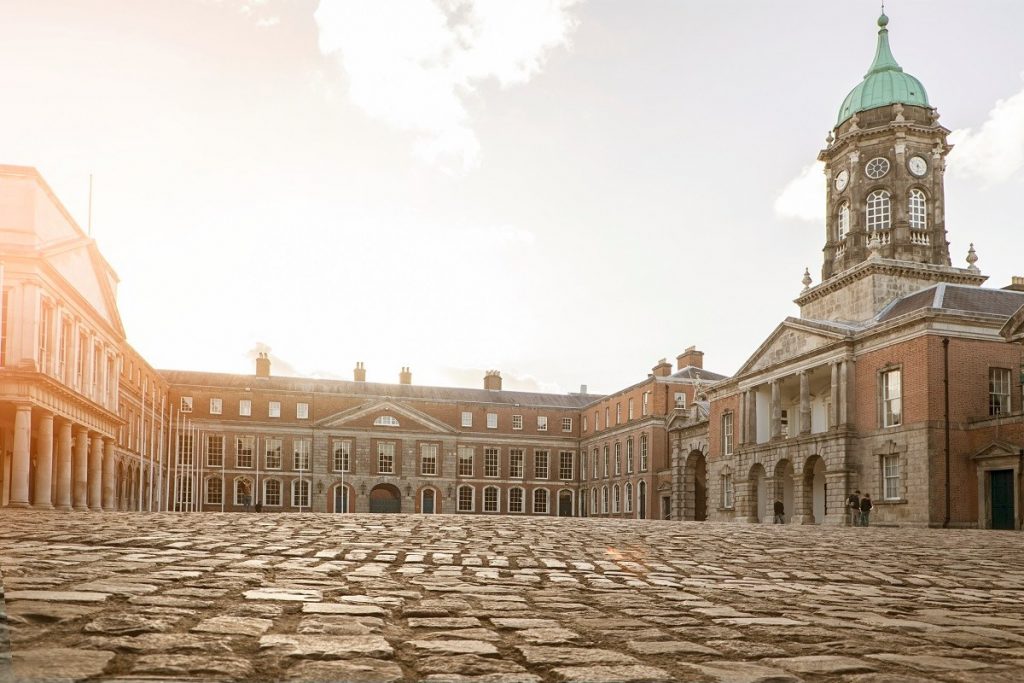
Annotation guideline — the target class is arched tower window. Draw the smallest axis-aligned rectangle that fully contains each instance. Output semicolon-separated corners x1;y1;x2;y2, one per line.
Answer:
866;190;891;232
837;202;850;240
909;189;927;230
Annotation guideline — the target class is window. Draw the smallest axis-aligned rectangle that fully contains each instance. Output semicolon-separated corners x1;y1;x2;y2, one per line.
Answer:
269;401;281;418
909;189;927;230
206;477;223;505
615;404;621;424
458;446;474;476
866;156;890;178
510;449;524;478
420;444;438;476
239;399;252;417
293;439;311;470
236;436;254;468
594;410;599;430
534;450;549;479
642;392;649;416
603;445;609;478
640;434;649;471
591;488;598;514
881;368;902;427
180;396;193;413
292;479;310;508
207;435;224;468
296;402;309;419
458;485;474;512
614;442;621;475
559;451;573;480
989;368;1011;416
264;479;282;506
461;411;473;427
483;486;499;512
626;437;634;473
722;412;734;456
721;473;734;508
378;442;395;474
837;202;850;240
583;415;588;432
533;488;548;514
562;417;573;432
581;452;588;480
628;399;634;420
512;415;523;430
374;415;399;427
333;440;351;472
604;407;610;427
484;448;499;477
592;449;599;479
613;485;621;513
210;398;223;415
537;416;548;431
234;478;253;505
674;392;686;408
509;487;524;513
602;486;609;513
866;190;891;232
486;413;498;429
175;475;193;507
625;482;633;513
883;454;900;500
178;433;194;465
264;438;282;469
781;409;789;437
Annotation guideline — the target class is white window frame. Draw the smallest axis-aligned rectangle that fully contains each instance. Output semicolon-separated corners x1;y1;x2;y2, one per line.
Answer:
236;436;254;468
461;411;473;427
378;442;395;474
457;485;474;512
642;392;649;416
534;450;549;479
420;443;438;476
615;404;621;424
881;368;902;427
639;434;649;471
268;401;281;418
234;477;253;505
458;446;474;476
484;447;500;477
205;477;223;505
209;398;223;415
264;479;282;506
675;392;686;409
374;415;400;427
537;415;548;431
614;442;621;475
562;417;573;432
509;449;524;478
512;414;523;431
509;487;524;513
613;484;620;513
291;479;310;508
239;399;252;417
296;402;309;419
293;438;311;471
333;440;351;473
883;454;900;501
721;473;734;508
837;201;850;240
722;412;734;456
866;190;892;232
909;189;927;231
207;435;224;468
180;396;193;413
624;482;633;513
483;486;500;513
628;398;634;420
486;413;498;429
559;451;573;480
265;438;282;470
626;437;634;473
989;367;1012;416
533;488;548;514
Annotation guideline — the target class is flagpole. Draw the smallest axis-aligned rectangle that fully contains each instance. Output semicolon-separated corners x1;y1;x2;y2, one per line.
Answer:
172;406;180;512
220;431;225;514
148;386;155;511
138;385;145;511
197;425;203;513
255;434;260;511
156;393;164;511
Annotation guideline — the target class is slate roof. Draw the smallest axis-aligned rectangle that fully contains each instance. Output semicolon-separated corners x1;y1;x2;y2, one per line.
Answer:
666;367;728;382
158;370;604;409
876;284;1024;323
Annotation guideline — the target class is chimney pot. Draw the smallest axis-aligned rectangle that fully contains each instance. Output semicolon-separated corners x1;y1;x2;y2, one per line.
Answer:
354;362;366;382
676;346;704;370
255;353;271;378
399;367;412;385
652;358;672;378
484;370;502;391
1003;276;1024;292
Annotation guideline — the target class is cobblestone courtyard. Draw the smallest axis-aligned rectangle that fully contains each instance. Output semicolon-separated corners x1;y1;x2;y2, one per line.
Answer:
1;512;1023;682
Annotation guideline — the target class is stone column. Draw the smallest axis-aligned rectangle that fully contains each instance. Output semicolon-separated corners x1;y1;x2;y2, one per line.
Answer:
89;435;104;510
799;371;811;435
746;389;757;443
33;411;54;509
73;427;90;510
56;421;73;510
670;441;684;521
9;404;33;508
738;393;747;446
102;440;116;511
770;380;782;440
791;466;813;525
839;359;851;426
825;470;851;526
830;362;840;430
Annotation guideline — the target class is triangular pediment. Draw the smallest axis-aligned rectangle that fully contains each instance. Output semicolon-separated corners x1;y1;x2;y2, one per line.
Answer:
737;318;852;376
45;241;122;334
1001;303;1024;343
972;441;1020;461
317;399;457;434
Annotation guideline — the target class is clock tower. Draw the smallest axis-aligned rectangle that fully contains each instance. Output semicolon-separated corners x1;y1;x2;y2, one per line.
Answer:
796;12;985;323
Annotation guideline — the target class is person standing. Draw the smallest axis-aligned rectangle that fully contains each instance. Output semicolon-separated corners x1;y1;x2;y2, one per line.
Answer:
847;490;861;526
860;493;873;527
773;499;785;524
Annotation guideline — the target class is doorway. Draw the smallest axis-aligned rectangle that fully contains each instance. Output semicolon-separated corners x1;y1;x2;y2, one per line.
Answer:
369;483;401;513
638;480;647;519
422;488;435;514
334;485;349;513
558;491;573;517
990;469;1015;529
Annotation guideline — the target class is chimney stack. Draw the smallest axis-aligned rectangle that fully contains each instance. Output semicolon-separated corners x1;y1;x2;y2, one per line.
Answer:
1003;276;1024;292
255;352;271;378
354;362;366;382
652;358;672;378
484;370;502;391
399;366;412;385
676;346;704;370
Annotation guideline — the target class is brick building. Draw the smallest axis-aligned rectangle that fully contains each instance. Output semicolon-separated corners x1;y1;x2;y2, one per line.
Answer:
700;13;1024;529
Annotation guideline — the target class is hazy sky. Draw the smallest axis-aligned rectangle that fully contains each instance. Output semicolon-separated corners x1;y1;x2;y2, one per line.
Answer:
3;0;1024;394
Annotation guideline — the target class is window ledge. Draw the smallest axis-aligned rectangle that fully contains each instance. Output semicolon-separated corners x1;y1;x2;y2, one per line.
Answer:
717;505;735;512
876;498;908;505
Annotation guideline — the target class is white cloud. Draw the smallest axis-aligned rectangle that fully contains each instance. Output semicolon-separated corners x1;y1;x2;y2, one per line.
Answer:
948;82;1024;184
314;0;582;171
774;161;825;222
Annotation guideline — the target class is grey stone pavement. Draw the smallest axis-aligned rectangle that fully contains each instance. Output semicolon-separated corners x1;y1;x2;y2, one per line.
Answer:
2;512;1024;683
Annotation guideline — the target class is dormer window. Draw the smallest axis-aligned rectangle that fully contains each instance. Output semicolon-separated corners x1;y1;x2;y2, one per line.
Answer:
866;190;891;232
837;202;850;240
909;189;927;230
374;415;399;427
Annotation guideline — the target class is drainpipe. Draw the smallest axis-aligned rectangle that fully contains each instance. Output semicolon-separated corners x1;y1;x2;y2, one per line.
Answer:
942;337;951;528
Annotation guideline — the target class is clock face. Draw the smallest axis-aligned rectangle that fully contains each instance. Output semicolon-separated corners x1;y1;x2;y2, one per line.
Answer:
834;169;849;192
908;156;928;177
865;157;890;179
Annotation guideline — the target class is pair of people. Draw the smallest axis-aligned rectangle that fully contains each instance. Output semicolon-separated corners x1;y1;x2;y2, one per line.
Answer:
847;490;872;526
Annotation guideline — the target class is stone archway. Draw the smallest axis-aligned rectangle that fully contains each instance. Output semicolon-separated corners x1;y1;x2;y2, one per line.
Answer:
637;481;647;520
683;450;707;521
369;483;401;513
420;487;440;514
333;484;351;513
749;463;767;523
557;490;573;517
803;455;827;524
774;459;795;523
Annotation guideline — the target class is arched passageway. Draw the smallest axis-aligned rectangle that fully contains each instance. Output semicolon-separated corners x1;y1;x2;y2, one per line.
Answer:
683;451;708;521
774;460;795;523
749;463;767;523
369;483;401;513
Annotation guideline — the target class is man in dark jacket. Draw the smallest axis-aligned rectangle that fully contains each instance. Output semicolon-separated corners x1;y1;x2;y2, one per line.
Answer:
860;493;873;527
847;490;861;526
773;500;785;524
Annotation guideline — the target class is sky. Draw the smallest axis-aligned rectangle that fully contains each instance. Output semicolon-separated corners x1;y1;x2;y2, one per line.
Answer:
3;0;1024;394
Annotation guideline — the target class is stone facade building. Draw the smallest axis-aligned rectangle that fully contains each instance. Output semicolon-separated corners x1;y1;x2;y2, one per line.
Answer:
701;13;1024;529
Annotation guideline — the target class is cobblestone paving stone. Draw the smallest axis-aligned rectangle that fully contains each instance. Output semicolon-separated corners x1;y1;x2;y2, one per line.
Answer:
2;511;1024;682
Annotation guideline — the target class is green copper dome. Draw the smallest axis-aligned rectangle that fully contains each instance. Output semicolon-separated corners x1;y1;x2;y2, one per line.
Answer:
836;13;929;126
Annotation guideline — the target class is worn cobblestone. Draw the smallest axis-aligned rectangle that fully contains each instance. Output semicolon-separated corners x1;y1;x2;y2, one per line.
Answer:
3;510;1024;682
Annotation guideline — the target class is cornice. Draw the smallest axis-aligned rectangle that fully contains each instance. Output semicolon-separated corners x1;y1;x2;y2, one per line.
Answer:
795;259;986;306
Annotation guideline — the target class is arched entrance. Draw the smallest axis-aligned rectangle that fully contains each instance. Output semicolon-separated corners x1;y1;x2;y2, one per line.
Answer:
804;455;827;524
683;451;708;521
749;463;767;523
774;459;795;523
558;490;573;517
334;484;350;513
638;480;647;519
369;483;401;513
421;487;439;514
